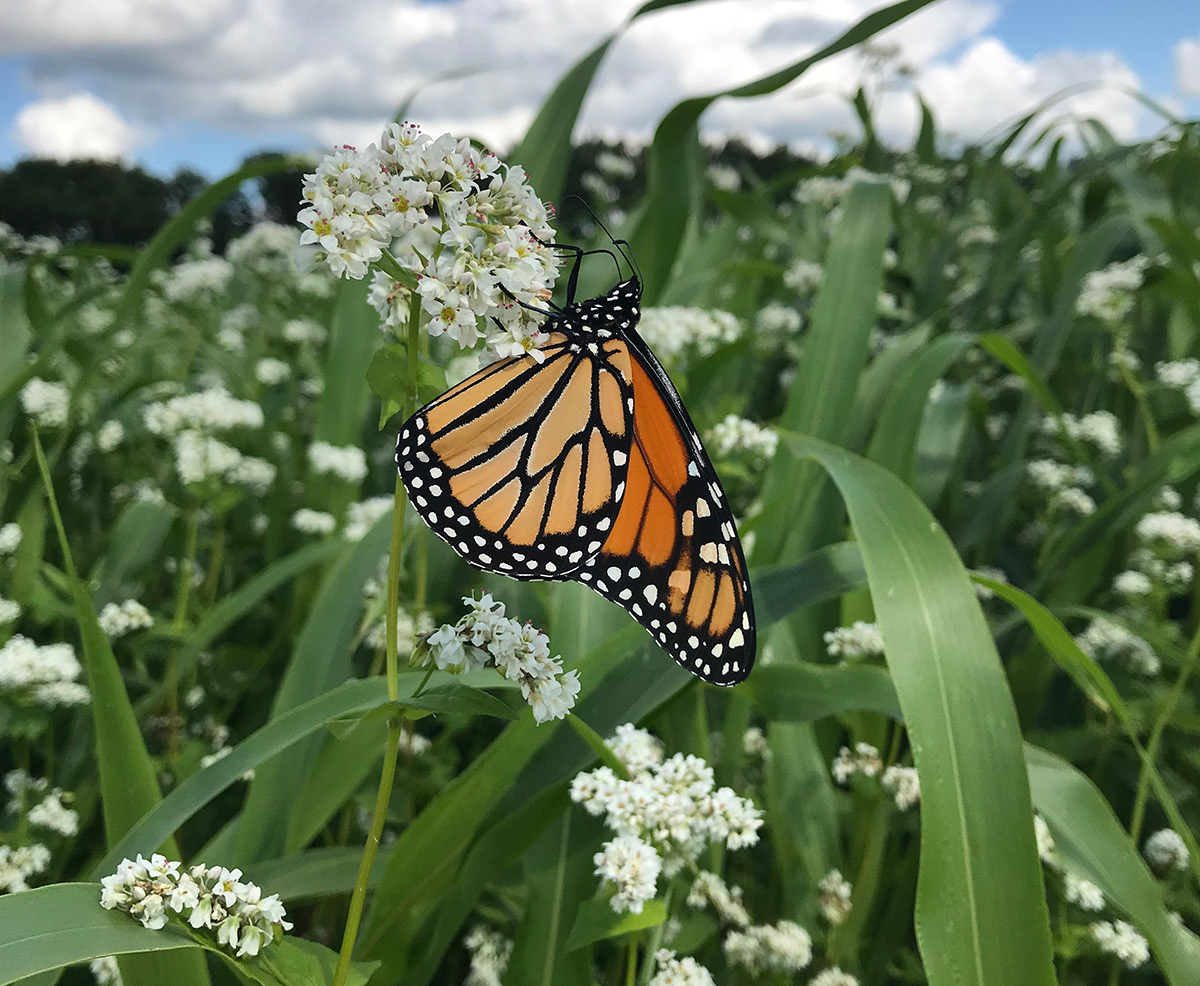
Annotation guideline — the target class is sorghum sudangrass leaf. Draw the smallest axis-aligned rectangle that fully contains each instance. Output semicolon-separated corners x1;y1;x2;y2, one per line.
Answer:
405;785;568;986
865;333;973;485
756;181;892;565
0;264;31;399
93;499;177;607
977;576;1200;885
564;897;667;951
0;883;197;986
845;323;932;450
786;435;1056;986
235;515;390;862
258;935;379;986
1037;422;1200;602
915;382;971;507
323;682;519;738
748;663;901;723
628;0;934;304
512;0;698;209
753;541;867;628
111;156;295;326
32;431;212;986
248;847;390;904
315;278;386;448
1026;746;1200;986
135;537;344;714
93;676;400;877
976;333;1062;414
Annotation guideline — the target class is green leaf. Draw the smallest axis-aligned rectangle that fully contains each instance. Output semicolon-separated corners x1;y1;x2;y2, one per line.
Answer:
323;681;519;739
92;499;177;607
749;663;901;723
976;333;1062;415
753;541;867;628
1026;747;1200;986
366;343;408;429
785;435;1056;986
249;847;391;904
314;278;382;447
257;936;379;986
565;897;666;952
0;884;197;986
0;264;32;399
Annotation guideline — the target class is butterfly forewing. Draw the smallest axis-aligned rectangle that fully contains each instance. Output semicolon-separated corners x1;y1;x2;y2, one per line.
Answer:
396;330;634;580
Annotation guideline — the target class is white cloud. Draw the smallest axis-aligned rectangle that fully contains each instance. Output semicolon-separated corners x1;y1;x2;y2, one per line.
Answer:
0;0;1155;167
12;92;145;162
1177;38;1200;98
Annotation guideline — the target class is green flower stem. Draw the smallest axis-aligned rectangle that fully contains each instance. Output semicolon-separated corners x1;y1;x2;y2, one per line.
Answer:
1128;622;1200;843
331;290;424;986
167;508;200;765
625;934;638;986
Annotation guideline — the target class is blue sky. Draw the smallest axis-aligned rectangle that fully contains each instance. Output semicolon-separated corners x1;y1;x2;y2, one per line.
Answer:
0;0;1196;177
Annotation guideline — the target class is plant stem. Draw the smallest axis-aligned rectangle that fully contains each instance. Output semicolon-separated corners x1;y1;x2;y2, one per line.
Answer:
1128;623;1200;842
331;291;423;986
626;935;638;986
167;509;200;765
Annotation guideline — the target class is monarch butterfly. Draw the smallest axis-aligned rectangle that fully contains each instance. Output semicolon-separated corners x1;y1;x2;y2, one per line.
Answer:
395;250;755;686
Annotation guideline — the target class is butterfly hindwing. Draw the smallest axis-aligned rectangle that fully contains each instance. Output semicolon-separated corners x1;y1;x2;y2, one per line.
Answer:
396;329;634;580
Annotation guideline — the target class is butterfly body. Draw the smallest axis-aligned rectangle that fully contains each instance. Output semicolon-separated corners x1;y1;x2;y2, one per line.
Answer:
396;276;755;685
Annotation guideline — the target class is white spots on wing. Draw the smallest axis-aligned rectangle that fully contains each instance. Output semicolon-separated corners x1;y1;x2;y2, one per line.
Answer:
717;544;730;565
681;510;694;536
597;517;612;531
614;482;625;499
411;476;423;488
643;585;658;604
699;542;718;564
712;644;723;658
479;553;492;564
608;566;622;581
730;628;745;648
429;467;443;478
687;635;699;648
695;498;711;518
687;461;700;478
569;550;583;563
613;450;627;466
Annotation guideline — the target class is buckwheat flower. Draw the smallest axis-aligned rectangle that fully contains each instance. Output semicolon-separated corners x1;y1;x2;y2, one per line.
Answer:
0;596;18;625
1075;617;1159;676
783;259;824;294
1154;486;1183;511
755;303;802;337
96;420;125;452
464;925;513;986
809;969;858;986
163;257;233;304
1135;512;1200;554
958;224;998;248
0;523;21;555
226;222;304;278
308;441;368;483
705;785;763;849
832;743;882;784
1076;257;1147;323
0;635;90;708
282;318;326;345
724;920;812;974
706;415;778;462
594;834;662;914
743;726;770;760
367;271;412;330
19;378;70;428
1090;920;1149;968
972;566;1007;600
1026;459;1094;493
0;843;51;892
255;358;290;386
1064;872;1105;911
823;621;884;658
98;600;153;640
344;496;392;541
1156;359;1200;389
292;508;336;535
638;308;741;367
1113;570;1153;597
882;765;920;810
144;387;263;436
226;456;276;494
89;956;123;986
1043;411;1122;457
1051;487;1096;516
648;950;716;986
1144;828;1189;872
818;869;853;925
174;431;242;486
687;871;750;926
608;723;665;775
28;788;79;836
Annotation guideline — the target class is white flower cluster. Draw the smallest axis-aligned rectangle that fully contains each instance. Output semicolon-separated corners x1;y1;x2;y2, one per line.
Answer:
225;222;304;279
1063;872;1105;911
0;843;50;893
958;224;998;248
100;854;292;958
0;523;22;555
463;925;512;986
724;920;813;975
818;869;852;925
283;318;327;345
19;378;70;428
97;420;125;452
755;303;802;337
144;387;263;436
1040;411;1122;457
706;415;778;463
6;771;80;836
881;765;920;810
1075;256;1147;323
98;599;153;640
742;726;770;761
648;950;716;986
571;724;762;914
364;606;433;655
163;257;234;305
1112;570;1153;597
808;968;859;986
344;496;393;541
89;956;122;986
687;870;751;926
291;508;337;535
1034;815;1058;866
1155;360;1200;415
823;622;884;659
1135;511;1200;555
255;358;290;386
1074;617;1159;676
0;595;18;626
831;743;882;784
637;307;741;367
972;566;1008;600
1144;828;1189;872
1026;459;1094;493
783;259;824;294
1090;920;1150;969
422;594;580;724
0;635;90;708
299;124;558;355
307;441;368;483
174;432;276;493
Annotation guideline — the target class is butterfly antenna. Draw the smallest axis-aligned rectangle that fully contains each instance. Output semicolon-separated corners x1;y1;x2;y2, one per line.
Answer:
530;229;621;304
563;195;641;286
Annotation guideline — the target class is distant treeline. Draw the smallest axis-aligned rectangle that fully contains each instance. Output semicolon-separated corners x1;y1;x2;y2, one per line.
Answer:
0;138;819;250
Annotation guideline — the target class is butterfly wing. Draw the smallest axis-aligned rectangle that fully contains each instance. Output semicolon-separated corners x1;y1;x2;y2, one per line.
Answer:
579;334;756;686
395;332;634;580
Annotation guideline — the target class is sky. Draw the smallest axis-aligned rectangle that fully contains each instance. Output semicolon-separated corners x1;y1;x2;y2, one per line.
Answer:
0;0;1197;178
